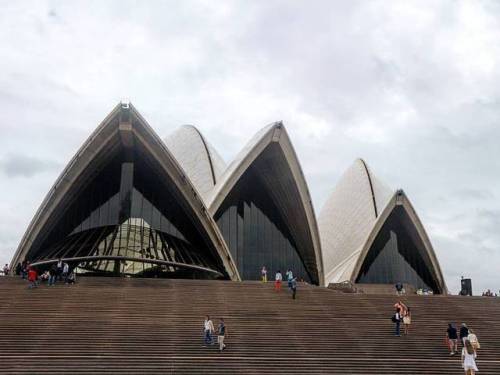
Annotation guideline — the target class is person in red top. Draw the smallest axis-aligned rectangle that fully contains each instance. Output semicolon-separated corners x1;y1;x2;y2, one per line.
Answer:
27;267;38;289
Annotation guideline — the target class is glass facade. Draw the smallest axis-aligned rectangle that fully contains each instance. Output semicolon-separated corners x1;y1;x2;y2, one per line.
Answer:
356;206;439;292
28;144;225;279
215;166;311;282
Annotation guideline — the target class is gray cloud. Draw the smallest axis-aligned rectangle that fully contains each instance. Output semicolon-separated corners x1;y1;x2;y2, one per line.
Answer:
0;0;499;294
0;154;61;178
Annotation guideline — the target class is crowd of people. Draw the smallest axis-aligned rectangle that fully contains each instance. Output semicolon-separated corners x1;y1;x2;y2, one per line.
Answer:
481;289;498;297
446;323;480;374
10;259;76;288
391;300;481;374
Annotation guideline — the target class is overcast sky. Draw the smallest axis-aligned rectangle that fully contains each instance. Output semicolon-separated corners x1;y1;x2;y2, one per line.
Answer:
1;0;499;294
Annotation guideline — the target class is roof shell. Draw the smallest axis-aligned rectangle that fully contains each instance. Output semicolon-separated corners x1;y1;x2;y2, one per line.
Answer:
164;125;226;201
319;160;447;293
11;103;240;281
208;122;324;285
319;159;392;285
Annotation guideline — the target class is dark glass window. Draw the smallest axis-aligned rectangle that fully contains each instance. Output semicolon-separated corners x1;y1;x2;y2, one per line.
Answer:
215;167;311;282
28;145;226;279
356;206;439;292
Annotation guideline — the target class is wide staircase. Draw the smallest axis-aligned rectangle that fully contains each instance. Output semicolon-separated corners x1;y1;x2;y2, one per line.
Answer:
0;277;499;374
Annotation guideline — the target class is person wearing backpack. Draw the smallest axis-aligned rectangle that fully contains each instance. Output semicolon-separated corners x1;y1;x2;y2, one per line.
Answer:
392;307;402;337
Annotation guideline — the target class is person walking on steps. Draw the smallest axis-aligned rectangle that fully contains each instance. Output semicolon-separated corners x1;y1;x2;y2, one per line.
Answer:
467;329;480;352
462;339;478;374
217;318;226;352
447;323;459;355
261;266;267;283
291;277;297;299
460;323;469;345
27;266;38;289
392;307;402;337
275;270;282;292
203;315;215;346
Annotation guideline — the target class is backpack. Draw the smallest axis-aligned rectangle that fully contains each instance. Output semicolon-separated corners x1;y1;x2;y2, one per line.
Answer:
391;314;398;323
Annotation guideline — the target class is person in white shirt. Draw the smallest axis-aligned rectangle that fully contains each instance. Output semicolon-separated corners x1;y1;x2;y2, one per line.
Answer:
275;270;282;292
62;262;69;283
203;315;215;346
286;269;293;290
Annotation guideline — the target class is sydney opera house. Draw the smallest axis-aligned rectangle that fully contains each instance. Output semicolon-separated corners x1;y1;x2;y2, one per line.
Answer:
10;103;447;293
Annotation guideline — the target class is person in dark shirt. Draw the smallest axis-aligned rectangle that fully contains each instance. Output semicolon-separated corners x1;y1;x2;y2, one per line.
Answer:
460;323;469;345
447;323;458;355
217;318;226;352
291;278;297;300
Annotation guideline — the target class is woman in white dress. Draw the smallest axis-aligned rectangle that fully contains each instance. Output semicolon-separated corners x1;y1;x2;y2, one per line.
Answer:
467;329;480;351
462;339;478;374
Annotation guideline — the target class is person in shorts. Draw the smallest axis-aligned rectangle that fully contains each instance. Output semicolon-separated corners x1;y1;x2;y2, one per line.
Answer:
447;323;458;355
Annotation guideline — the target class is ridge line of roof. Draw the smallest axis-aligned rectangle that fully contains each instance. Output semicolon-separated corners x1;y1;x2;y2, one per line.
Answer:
359;158;378;218
186;125;217;186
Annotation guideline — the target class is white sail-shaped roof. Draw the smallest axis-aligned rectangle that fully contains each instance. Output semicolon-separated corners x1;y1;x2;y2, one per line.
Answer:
11;103;240;281
164;125;226;201
208;122;324;285
319;159;447;293
319;159;392;285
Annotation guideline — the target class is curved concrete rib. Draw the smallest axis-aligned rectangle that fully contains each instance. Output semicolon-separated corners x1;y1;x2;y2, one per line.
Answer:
11;103;240;281
208;122;324;285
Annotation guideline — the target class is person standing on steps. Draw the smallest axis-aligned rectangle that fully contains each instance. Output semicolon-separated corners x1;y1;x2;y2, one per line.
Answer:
62;262;69;283
56;258;63;282
203;315;215;346
49;263;58;286
275;270;282;292
393;307;401;337
286;269;293;290
447;323;458;355
291;277;297;299
217;318;226;352
403;307;411;335
261;266;267;283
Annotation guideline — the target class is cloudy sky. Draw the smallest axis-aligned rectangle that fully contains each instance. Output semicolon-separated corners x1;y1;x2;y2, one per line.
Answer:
1;0;499;294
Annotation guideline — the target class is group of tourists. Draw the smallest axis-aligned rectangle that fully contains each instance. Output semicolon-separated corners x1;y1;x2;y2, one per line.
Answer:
481;289;498;297
203;315;226;352
392;300;411;336
261;266;298;299
13;259;76;288
446;323;480;374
